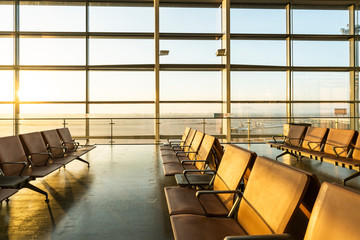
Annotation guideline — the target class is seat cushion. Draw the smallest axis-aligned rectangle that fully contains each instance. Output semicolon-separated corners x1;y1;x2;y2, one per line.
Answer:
162;163;197;176
30;163;63;178
171;214;247;240
165;186;229;216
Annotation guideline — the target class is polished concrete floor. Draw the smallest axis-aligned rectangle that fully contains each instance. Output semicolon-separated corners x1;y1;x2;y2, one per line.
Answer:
0;144;360;240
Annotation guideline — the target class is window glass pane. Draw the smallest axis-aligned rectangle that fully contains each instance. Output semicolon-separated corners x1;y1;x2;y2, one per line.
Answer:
19;71;85;101
231;118;286;139
0;71;13;101
160;71;221;100
89;6;154;32
0;119;13;137
293;41;348;67
0;2;13;31
20;4;85;32
231;72;286;100
293;103;349;117
90;39;154;65
293;9;348;35
161;103;221;117
231;40;286;66
20;38;85;65
293;72;349;101
232;103;286;117
231;8;286;34
160;40;220;64
89;71;154;101
0;37;13;65
20;104;85;117
0;104;13;118
161;119;222;136
160;7;220;33
89;104;154;116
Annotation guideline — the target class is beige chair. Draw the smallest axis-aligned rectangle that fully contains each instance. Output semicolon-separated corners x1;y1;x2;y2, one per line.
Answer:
224;182;360;240
161;127;191;150
57;128;96;155
170;156;311;240
165;145;256;217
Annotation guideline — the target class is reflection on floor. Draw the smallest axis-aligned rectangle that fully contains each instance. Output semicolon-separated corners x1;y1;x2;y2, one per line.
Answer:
0;144;359;240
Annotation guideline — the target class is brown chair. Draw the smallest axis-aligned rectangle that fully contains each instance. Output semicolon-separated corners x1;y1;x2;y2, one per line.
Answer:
224;183;360;240
162;134;217;176
0;189;18;202
20;132;77;166
57;128;96;155
170;156;311;240
42;130;90;167
165;144;256;217
0;136;62;201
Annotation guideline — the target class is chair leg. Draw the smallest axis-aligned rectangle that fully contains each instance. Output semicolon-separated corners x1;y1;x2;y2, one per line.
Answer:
76;157;90;167
342;171;360;186
24;183;49;202
276;151;298;161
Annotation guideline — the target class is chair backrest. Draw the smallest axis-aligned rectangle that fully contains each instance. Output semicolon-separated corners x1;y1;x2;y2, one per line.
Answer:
195;134;216;170
57;128;76;151
301;127;328;152
213;145;257;211
285;125;307;147
183;129;197;152
41;130;65;157
237;156;309;235
323;129;356;157
304;183;360;240
187;131;204;160
0;136;30;176
20;132;51;165
181;127;191;142
350;134;360;160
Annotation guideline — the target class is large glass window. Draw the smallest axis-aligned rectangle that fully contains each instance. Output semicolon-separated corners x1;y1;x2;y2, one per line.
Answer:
293;9;348;35
89;71;154;101
89;39;154;65
19;71;86;101
20;3;85;32
231;40;286;66
20;104;85;117
293;41;349;67
20;38;85;65
89;5;154;32
160;7;221;33
231;8;286;34
293;72;349;101
231;72;286;100
160;71;221;101
232;103;286;117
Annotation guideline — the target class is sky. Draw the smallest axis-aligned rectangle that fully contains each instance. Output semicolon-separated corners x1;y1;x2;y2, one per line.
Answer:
0;4;354;117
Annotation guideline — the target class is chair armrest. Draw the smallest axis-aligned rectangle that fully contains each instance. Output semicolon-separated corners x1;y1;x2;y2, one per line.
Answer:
272;136;285;143
183;169;216;175
196;190;243;216
332;146;348;157
181;160;208;165
224;234;295;240
286;137;302;147
307;141;322;151
0;161;28;176
176;151;196;156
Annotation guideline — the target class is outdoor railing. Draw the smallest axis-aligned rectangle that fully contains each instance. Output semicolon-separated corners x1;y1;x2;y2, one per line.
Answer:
0;116;355;144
